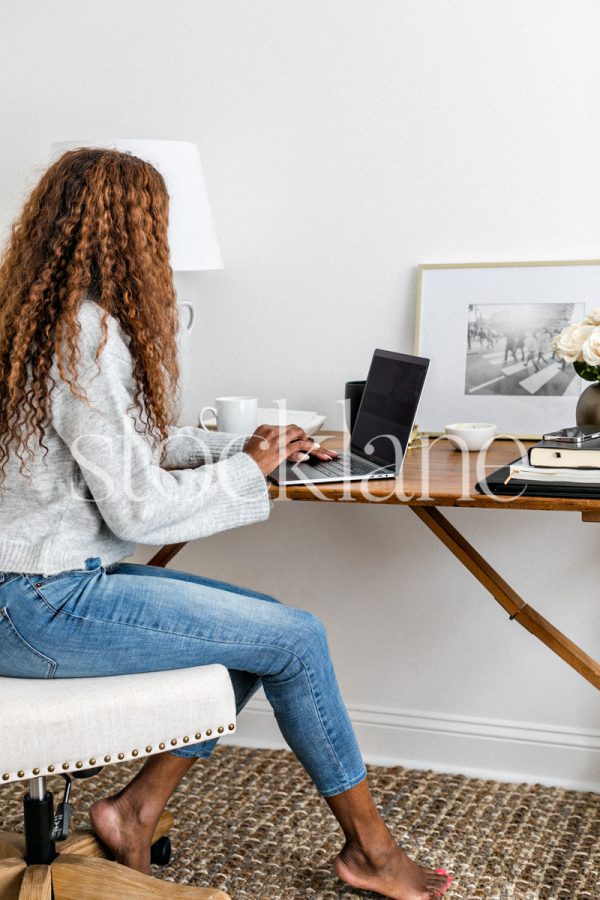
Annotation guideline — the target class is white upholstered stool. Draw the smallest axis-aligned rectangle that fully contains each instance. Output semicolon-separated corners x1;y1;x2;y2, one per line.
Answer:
0;664;236;899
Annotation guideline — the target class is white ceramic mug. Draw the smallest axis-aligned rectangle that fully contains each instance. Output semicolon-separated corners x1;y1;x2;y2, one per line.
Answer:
199;396;258;434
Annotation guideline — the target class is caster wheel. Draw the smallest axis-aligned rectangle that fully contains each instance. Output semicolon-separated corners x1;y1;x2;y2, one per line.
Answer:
151;835;172;866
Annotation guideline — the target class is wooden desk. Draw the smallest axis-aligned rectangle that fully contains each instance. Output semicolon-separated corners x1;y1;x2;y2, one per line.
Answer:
149;436;600;693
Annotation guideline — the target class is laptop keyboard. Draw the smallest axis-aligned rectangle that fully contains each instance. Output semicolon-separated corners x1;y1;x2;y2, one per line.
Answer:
308;452;384;478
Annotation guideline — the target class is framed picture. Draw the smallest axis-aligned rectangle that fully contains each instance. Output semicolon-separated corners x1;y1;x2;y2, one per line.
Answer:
415;260;600;437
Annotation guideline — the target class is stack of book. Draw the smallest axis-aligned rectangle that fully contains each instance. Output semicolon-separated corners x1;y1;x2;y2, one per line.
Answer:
507;437;600;490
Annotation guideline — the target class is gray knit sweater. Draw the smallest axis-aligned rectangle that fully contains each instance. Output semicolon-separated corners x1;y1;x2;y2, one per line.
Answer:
0;297;271;575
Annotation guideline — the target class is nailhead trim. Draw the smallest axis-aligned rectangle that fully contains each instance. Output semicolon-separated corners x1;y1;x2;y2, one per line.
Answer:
3;725;234;780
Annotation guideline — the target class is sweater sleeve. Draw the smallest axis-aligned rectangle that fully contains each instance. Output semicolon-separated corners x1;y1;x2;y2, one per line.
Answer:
163;425;249;469
51;352;271;545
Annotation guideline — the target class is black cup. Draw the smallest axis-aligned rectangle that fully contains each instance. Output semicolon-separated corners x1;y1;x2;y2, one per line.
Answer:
344;380;366;433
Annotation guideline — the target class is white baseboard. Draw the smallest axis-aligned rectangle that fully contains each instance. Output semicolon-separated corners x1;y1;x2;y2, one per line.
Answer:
229;695;600;793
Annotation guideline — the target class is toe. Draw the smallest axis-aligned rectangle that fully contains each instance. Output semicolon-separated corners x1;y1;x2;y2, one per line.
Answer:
425;871;451;888
428;872;453;896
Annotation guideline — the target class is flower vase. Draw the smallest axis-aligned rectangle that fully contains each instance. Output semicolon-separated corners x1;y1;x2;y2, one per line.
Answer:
576;383;600;427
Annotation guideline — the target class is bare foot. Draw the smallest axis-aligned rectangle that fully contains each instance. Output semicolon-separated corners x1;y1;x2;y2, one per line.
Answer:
89;794;157;875
334;834;450;900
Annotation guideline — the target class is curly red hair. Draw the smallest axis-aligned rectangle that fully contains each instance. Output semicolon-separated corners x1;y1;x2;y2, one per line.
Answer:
0;147;180;480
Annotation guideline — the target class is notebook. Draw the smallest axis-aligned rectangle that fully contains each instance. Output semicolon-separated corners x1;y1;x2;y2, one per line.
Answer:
476;459;600;498
528;438;600;468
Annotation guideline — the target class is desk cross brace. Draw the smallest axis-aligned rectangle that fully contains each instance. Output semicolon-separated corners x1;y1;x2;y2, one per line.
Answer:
411;506;600;692
509;604;528;622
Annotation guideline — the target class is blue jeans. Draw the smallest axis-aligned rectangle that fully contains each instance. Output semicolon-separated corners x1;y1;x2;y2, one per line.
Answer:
0;557;367;797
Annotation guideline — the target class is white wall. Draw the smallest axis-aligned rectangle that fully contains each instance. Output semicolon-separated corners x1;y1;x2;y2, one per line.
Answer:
3;0;600;789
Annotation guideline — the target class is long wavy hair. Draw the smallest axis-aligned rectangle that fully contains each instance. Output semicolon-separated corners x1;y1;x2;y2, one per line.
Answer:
0;147;179;481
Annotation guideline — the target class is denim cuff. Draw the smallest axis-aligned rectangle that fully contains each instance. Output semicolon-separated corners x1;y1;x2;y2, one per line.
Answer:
168;736;219;759
318;765;368;798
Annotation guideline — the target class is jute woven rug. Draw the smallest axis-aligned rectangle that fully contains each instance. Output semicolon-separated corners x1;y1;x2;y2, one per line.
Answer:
2;745;599;899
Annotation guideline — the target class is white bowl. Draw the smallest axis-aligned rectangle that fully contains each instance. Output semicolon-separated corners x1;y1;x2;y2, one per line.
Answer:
444;422;497;451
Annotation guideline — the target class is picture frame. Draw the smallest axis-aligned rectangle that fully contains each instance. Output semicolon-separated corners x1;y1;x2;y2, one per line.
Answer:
415;260;600;438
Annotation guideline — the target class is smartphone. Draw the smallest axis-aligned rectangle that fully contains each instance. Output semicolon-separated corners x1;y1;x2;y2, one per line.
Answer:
542;425;600;443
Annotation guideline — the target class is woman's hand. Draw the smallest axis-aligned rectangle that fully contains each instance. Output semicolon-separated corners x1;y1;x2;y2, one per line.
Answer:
244;424;338;476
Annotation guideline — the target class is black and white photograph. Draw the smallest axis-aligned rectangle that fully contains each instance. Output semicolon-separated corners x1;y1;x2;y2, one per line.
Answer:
416;261;600;435
465;302;583;397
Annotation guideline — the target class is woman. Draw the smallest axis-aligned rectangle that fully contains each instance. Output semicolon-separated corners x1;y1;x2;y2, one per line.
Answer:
0;148;451;900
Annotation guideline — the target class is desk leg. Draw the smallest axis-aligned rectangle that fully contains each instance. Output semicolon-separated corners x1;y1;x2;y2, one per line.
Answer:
147;543;188;569
412;506;600;691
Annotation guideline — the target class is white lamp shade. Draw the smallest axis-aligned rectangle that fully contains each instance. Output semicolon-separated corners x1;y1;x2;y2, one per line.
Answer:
50;139;222;271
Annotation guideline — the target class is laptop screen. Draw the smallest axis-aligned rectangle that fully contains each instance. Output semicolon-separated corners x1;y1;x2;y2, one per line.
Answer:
350;350;429;470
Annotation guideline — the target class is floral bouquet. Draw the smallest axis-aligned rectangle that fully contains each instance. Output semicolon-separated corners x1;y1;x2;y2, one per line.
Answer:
552;309;600;381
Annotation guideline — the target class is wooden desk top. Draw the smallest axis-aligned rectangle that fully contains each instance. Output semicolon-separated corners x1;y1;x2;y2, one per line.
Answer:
269;433;600;514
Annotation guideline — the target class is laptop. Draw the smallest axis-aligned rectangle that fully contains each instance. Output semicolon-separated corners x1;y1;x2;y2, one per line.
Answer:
268;349;429;485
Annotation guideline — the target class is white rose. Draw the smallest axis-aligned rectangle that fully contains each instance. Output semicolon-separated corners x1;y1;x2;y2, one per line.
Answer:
582;327;600;365
552;323;594;363
585;308;600;326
